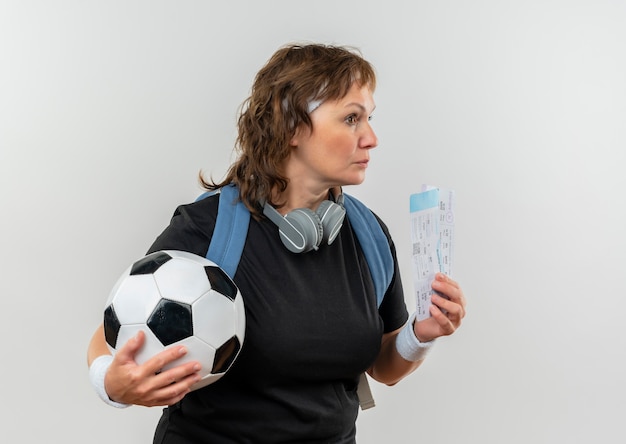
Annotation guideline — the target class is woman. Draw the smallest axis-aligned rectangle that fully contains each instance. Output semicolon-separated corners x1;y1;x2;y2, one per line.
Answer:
88;43;466;443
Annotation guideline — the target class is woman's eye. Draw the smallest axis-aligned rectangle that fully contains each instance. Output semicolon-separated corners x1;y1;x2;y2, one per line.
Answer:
345;114;358;125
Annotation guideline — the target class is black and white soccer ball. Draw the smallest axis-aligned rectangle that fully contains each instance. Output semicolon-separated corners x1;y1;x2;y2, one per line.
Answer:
103;250;245;391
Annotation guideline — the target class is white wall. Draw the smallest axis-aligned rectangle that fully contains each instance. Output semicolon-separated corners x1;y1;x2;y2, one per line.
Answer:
2;1;625;442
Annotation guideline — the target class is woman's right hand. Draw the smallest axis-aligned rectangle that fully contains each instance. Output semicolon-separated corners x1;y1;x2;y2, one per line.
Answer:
104;330;202;407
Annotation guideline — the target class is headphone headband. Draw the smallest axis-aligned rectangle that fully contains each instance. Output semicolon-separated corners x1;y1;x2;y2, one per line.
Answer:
263;191;346;253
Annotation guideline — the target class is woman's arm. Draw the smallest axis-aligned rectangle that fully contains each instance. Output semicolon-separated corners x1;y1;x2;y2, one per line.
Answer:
368;273;466;385
87;324;202;406
87;323;110;365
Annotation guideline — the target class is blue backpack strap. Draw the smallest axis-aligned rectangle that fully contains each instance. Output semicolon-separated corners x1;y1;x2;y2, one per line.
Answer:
343;194;394;307
196;184;250;278
344;193;395;411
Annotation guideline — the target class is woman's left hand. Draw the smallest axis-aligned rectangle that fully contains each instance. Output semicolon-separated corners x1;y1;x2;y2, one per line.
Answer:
414;273;467;343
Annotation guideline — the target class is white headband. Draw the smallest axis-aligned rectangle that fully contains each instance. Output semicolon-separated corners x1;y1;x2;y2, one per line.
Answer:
307;99;322;114
282;98;323;114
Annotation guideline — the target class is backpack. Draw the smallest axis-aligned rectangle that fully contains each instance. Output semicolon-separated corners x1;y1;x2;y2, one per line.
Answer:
198;183;394;409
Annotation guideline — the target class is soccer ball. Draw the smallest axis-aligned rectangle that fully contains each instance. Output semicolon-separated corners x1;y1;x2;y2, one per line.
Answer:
103;250;245;391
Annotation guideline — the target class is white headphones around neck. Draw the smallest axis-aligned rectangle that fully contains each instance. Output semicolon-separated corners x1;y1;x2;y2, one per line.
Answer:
263;192;346;253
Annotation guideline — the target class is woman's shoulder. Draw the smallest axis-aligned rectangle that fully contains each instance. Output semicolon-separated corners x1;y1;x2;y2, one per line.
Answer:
176;192;220;222
148;193;220;256
343;193;393;242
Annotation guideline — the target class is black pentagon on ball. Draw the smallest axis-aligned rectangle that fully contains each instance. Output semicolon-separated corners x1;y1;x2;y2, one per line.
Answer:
130;251;173;276
212;336;241;374
147;299;193;346
103;304;121;348
204;266;238;300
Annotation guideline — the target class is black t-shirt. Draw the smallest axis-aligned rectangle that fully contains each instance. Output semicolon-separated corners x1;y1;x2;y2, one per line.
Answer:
150;193;408;444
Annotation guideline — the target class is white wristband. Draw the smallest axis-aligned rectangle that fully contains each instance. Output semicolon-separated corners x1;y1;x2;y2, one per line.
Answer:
89;355;130;408
395;313;435;362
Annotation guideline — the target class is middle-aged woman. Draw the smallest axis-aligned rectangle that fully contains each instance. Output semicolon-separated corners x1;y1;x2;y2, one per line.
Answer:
87;43;467;443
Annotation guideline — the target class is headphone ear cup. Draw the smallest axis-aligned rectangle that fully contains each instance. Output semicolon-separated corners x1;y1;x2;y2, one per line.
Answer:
316;200;346;245
279;208;323;253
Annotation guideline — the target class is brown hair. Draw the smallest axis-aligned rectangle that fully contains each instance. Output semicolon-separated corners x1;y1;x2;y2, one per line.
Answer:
200;43;377;218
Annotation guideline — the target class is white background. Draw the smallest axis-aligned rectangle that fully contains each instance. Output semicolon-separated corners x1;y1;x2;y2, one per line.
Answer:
1;1;625;443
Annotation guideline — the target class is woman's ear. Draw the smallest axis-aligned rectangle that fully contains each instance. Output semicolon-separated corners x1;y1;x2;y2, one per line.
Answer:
289;125;302;147
289;123;311;147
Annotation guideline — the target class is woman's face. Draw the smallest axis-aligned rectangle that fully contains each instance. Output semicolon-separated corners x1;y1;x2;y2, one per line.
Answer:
286;83;378;191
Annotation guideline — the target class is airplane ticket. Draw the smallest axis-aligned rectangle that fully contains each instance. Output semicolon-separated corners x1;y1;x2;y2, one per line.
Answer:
409;185;456;321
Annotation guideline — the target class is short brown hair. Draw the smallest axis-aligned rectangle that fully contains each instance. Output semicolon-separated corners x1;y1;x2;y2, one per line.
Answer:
201;43;377;217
